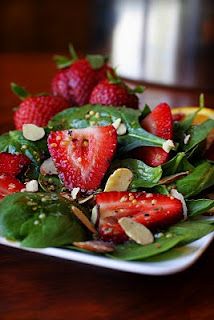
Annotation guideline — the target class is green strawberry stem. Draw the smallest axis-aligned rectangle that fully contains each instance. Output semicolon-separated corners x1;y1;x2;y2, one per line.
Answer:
86;54;108;70
199;93;205;108
11;83;30;100
54;43;79;69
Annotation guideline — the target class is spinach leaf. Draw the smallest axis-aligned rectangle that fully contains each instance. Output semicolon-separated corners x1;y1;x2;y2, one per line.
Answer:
48;104;166;154
186;199;214;217
0;130;49;164
0;192;88;248
110;220;214;261
151;185;169;195
38;174;64;192
168;221;214;245
176;162;214;198
110;236;182;261
111;158;162;188
184;119;214;152
162;152;194;176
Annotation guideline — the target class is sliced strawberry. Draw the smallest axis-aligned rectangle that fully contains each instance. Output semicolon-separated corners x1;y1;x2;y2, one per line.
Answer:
172;112;185;122
0;152;31;177
0;174;25;199
132;103;173;167
96;191;183;243
48;126;117;192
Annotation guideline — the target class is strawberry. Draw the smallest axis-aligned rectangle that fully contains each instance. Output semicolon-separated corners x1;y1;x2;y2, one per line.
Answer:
48;126;117;192
132;103;173;166
51;45;113;106
0;152;30;177
96;191;183;243
12;83;70;130
89;73;142;109
0;174;25;200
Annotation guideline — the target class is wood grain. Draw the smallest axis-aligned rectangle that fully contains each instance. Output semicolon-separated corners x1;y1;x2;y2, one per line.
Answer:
0;54;213;320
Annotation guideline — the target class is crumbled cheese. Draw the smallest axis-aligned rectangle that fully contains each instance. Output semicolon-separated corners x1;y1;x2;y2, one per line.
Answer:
104;168;133;192
40;158;58;175
162;140;175;153
184;134;191;145
23;124;45;141
25;180;39;192
171;188;188;220
118;217;154;245
71;187;80;200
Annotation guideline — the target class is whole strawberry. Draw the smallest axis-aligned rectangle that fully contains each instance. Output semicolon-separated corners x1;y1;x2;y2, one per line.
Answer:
12;83;70;130
51;45;113;106
89;72;143;109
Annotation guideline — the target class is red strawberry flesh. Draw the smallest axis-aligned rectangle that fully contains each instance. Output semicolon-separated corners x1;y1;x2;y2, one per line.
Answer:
96;191;183;243
14;95;69;130
48;126;117;192
0;174;25;199
0;152;30;177
132;103;173;166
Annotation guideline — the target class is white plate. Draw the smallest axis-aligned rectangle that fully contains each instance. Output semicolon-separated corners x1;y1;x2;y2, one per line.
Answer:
0;232;213;275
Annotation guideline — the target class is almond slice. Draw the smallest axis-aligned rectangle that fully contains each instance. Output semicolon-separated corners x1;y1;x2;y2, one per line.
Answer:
40;157;58;175
118;217;154;245
162;140;175;153
117;123;127;136
23;124;45;141
71;206;96;233
73;240;114;253
104;168;133;192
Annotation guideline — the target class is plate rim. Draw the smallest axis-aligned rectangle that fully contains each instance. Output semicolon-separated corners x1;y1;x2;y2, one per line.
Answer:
0;232;213;276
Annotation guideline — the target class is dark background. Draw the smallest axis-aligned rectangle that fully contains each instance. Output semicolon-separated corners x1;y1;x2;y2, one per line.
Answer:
1;0;214;88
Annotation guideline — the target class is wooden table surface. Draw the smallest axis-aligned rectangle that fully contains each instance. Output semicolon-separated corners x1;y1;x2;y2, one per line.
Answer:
0;54;214;320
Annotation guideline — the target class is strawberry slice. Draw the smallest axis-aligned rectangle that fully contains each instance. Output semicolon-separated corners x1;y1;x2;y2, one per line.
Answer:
132;103;173;166
96;191;183;243
48;126;117;192
0;152;30;177
0;174;25;200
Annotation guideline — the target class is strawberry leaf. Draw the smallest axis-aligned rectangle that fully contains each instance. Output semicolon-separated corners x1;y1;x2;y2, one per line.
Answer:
11;83;30;100
86;54;108;70
53;55;73;69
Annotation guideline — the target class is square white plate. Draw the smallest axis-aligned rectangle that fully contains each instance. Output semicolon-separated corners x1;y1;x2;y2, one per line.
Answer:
0;232;213;275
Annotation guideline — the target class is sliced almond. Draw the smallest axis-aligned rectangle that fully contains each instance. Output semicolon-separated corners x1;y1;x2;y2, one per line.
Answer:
91;205;99;225
118;217;154;245
170;189;188;220
40;157;58;175
23;124;45;141
25;180;39;192
159;171;189;185
71;187;80;200
117;123;127;135
71;206;97;233
104;168;133;192
162;140;175;153
78;194;94;204
73;240;115;253
112;118;121;130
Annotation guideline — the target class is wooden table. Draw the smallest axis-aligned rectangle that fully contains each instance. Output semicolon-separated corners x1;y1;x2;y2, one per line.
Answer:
0;54;214;320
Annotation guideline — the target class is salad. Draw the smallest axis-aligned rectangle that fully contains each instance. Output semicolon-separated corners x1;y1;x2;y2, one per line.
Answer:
0;46;213;262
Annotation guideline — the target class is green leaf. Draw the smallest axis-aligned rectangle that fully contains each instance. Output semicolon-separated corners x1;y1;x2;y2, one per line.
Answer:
0;130;49;165
151;185;169;195
162;152;194;176
186;199;214;217
111;158;162;188
168;221;214;245
68;43;78;60
53;55;72;69
0;192;88;248
184;119;214;152
86;54;107;70
110;220;214;261
176;162;214;198
11;82;30;100
38;174;64;193
110;236;182;261
48;104;165;154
